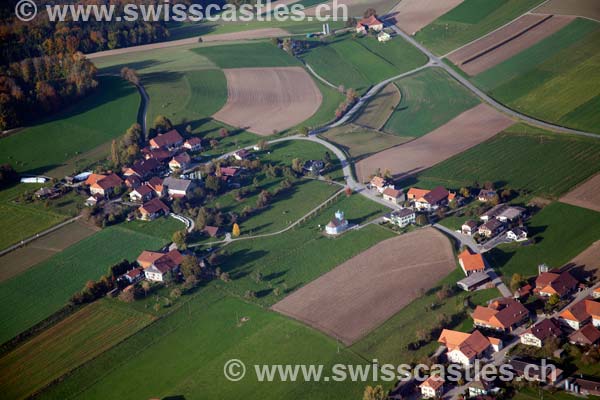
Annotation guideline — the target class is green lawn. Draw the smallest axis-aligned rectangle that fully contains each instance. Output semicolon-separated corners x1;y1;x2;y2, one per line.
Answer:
0;300;155;400
352;268;499;364
415;0;546;55
487;202;600;281
192;41;301;68
300;33;428;92
0;76;139;176
413;124;600;199
119;216;186;241
0;184;85;251
0;225;170;343
215;194;393;306
383;68;480;137
144;68;228;132
472;18;600;133
36;287;373;400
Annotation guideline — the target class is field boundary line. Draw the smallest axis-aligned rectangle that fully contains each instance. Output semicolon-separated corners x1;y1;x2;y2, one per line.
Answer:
0;215;82;257
441;0;552;58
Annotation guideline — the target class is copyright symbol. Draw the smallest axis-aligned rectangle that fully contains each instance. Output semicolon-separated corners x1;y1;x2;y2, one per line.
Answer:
224;359;246;382
15;0;38;22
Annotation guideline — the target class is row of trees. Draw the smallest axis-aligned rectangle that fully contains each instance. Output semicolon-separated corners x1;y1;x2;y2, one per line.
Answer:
0;52;98;129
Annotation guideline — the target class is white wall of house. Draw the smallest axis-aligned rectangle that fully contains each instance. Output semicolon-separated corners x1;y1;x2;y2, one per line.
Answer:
520;334;542;348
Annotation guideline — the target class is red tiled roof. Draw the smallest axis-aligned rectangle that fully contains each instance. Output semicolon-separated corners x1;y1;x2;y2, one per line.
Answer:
150;129;183;148
139;198;169;215
204;226;220;237
383;187;403;198
423;186;449;205
358;15;383;27
569;324;600;345
93;173;123;190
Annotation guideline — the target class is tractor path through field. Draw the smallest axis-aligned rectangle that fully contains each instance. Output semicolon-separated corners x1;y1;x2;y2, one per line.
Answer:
0;215;83;257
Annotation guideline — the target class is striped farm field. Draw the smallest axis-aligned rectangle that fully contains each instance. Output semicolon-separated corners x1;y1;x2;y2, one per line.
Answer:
0;226;169;344
415;124;600;198
415;0;546;55
0;300;155;400
473;18;600;133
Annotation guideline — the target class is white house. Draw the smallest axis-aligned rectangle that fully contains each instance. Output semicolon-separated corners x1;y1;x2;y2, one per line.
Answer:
377;31;391;42
519;318;562;348
129;184;154;202
325;210;349;235
386;209;415;228
507;227;528;241
420;376;444;399
438;329;493;366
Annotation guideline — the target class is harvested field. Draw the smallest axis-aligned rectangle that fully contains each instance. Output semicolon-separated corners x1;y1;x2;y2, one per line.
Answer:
212;67;322;135
305;0;398;17
354;83;401;130
560;173;600;213
356;104;514;182
200;28;290;42
0;220;98;283
448;14;574;75
567;240;600;281
390;0;464;35
534;0;600;21
272;228;456;345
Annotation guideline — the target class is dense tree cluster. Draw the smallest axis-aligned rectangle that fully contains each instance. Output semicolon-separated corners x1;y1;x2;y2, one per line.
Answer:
0;52;97;130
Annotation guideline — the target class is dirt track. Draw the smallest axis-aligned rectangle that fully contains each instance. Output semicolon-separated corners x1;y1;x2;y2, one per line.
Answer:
560;173;600;213
200;28;289;42
213;67;322;135
86;28;289;59
355;103;514;182
390;0;464;35
272;228;456;345
447;14;574;75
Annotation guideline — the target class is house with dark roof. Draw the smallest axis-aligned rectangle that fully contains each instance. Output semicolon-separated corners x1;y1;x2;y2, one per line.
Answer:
234;149;250;161
438;329;496;366
519;318;562;348
89;173;123;198
413;186;449;212
419;375;444;399
385;208;415;228
559;298;600;330
509;359;563;384
124;158;160;179
138;198;169;220
507;227;528;241
472;298;529;332
566;377;600;396
183;137;202;152
462;220;479;236
149;129;183;150
478;218;505;238
169;152;191;171
535;270;578;298
569;323;600;346
143;249;184;282
147;177;165;197
129;184;154;203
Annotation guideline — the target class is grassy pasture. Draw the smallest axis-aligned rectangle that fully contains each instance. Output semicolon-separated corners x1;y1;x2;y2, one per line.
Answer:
0;300;155;400
300;34;427;92
354;83;401;130
192;41;301;68
352;268;498;364
35;287;372;400
383;68;480;137
414;124;600;198
119;216;186;241
215;194;392;306
415;0;546;55
321;124;411;161
0;220;97;284
0;225;170;344
487;202;600;281
0;76;138;176
472;18;600;132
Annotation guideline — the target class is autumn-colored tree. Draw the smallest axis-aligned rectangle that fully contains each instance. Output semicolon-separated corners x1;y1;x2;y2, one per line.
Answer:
153;115;172;132
172;230;188;250
345;187;352;197
232;223;240;237
120;67;140;85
